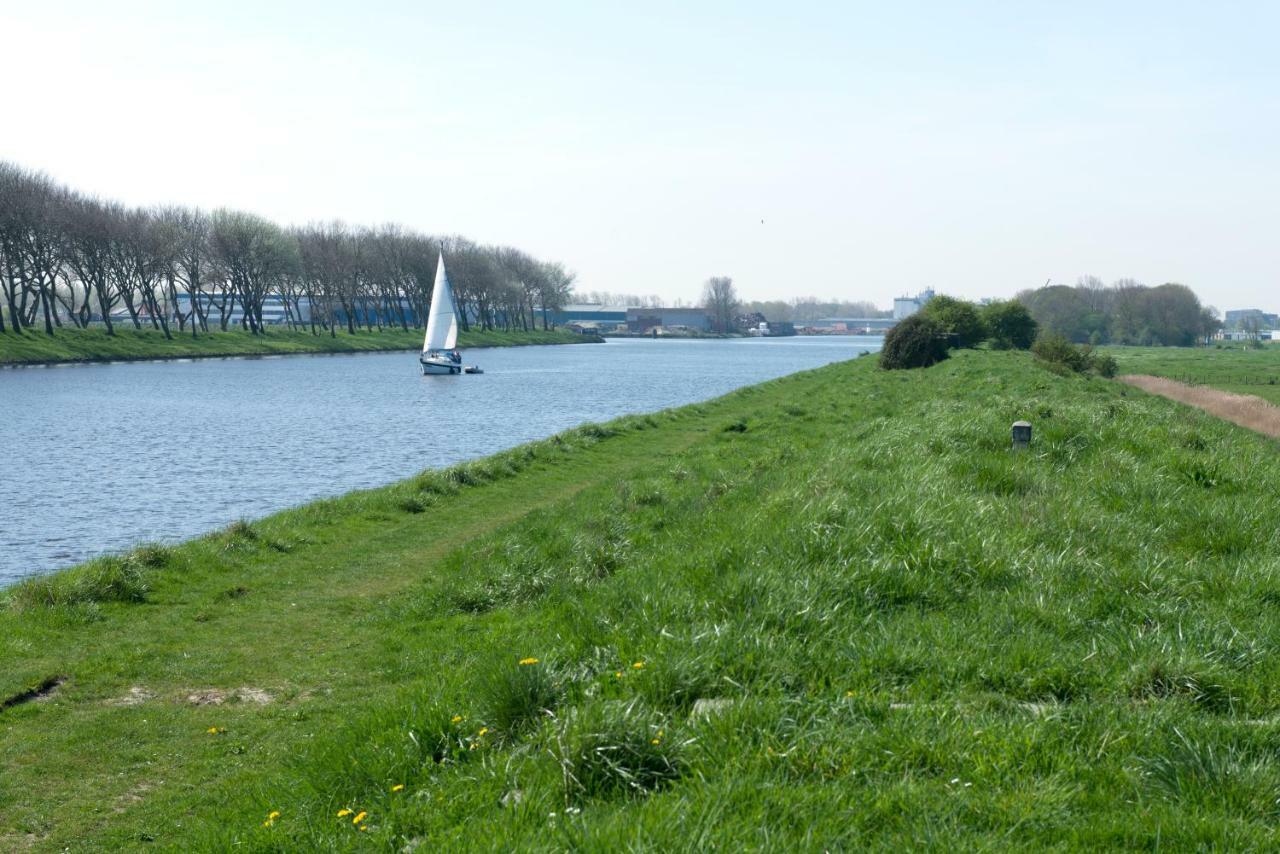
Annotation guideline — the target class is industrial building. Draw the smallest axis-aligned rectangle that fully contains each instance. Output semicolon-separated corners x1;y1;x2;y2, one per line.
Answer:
892;288;936;320
802;317;896;334
1224;308;1279;330
626;307;712;333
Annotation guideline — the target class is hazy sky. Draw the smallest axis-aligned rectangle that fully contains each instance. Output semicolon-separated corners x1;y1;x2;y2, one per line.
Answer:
2;1;1277;309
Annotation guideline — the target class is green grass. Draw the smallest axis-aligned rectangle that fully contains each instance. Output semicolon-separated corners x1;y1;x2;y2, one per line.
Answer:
4;350;1280;849
0;326;600;365
1110;342;1280;404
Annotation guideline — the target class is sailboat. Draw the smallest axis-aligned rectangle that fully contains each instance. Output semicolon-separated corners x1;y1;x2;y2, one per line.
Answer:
420;252;480;375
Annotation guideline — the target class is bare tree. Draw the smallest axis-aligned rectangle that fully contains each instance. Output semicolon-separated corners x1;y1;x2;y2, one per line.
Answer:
701;276;739;333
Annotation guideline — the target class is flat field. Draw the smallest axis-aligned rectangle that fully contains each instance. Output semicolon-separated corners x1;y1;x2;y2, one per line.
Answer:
1110;343;1280;405
4;350;1280;850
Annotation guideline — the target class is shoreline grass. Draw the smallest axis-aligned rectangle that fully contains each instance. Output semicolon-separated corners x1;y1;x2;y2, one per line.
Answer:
5;350;1280;849
0;326;601;366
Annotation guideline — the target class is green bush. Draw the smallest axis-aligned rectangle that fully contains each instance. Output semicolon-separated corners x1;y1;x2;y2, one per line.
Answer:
983;300;1038;350
1032;333;1116;377
879;315;950;370
920;295;988;348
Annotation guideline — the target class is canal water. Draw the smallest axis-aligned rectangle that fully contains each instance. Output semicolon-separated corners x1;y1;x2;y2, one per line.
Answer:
0;336;881;584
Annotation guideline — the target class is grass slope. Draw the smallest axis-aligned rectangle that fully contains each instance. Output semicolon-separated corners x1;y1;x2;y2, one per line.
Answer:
1111;343;1280;405
0;327;598;366
5;351;1280;849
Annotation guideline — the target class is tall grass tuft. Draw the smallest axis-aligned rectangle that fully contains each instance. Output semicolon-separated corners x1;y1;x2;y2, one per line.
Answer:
10;555;149;609
481;659;563;740
556;701;685;800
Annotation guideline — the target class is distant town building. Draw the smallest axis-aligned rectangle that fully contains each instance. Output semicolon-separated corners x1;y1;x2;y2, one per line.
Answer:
1224;308;1279;330
893;288;936;320
805;317;897;334
626;307;712;333
547;303;629;332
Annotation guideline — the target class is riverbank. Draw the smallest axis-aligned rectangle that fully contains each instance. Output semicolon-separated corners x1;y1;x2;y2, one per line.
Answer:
0;327;601;366
5;350;1280;848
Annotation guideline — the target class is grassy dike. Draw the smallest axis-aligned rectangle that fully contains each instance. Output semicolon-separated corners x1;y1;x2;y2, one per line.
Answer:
0;326;599;366
5;350;1280;849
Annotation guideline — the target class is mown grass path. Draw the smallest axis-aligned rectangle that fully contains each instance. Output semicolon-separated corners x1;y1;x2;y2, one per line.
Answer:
0;327;597;366
1119;374;1280;438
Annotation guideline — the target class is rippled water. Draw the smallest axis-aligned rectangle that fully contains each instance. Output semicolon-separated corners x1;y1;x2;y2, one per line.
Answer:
0;335;881;583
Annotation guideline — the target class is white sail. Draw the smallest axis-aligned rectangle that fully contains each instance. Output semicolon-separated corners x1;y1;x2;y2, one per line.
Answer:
423;252;459;352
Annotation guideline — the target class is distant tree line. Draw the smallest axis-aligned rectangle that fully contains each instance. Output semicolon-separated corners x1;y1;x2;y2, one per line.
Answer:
0;161;575;338
1017;278;1220;347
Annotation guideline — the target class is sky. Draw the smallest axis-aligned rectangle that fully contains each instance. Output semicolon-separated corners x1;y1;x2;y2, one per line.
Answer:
1;1;1277;310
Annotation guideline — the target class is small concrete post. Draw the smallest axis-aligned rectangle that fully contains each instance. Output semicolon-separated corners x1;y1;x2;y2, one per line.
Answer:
1012;420;1032;450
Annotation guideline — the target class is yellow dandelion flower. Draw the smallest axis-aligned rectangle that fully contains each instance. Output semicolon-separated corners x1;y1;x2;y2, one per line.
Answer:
359;824;369;832
477;727;489;737
207;726;221;734
615;671;622;679
337;808;353;817
268;811;280;820
518;657;539;666
845;690;855;698
632;661;645;669
391;784;405;792
651;738;661;745
352;811;367;825
450;714;463;723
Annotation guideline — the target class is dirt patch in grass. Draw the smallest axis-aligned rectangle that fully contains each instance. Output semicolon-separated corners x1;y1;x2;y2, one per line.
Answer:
106;686;156;707
185;687;274;706
1118;375;1280;438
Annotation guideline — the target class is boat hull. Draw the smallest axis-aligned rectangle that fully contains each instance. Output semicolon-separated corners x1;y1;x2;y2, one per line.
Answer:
421;356;461;375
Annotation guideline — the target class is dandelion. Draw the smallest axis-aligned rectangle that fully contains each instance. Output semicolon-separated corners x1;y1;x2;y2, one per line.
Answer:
359;824;369;832
262;810;280;827
518;657;539;666
337;808;353;817
450;714;463;723
207;726;225;734
477;727;489;737
632;661;645;669
651;729;665;745
391;784;405;792
845;690;855;698
614;671;623;679
352;811;367;825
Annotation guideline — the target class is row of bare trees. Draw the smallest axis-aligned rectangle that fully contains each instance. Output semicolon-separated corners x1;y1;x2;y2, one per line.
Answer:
0;162;575;338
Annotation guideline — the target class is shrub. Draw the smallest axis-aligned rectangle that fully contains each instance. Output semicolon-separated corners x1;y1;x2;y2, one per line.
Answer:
879;315;950;370
920;295;988;348
983;300;1038;350
1032;333;1116;377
